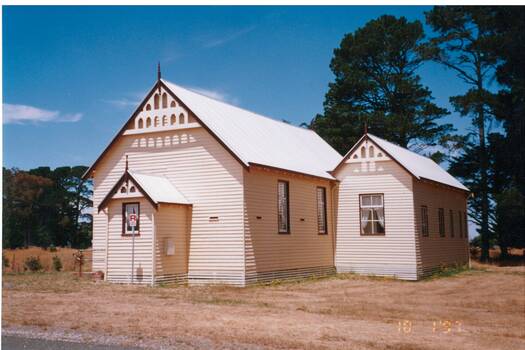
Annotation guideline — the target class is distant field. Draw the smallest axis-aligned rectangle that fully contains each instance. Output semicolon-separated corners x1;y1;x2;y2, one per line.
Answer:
2;247;92;273
2;261;524;350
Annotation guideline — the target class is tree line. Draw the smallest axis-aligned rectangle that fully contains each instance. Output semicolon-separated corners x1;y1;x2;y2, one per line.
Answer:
3;166;93;249
311;6;524;261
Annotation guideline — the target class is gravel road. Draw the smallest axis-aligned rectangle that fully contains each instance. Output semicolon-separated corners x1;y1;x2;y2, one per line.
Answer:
2;335;143;350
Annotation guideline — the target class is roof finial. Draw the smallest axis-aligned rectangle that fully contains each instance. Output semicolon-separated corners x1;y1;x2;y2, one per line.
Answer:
157;62;161;81
364;120;368;134
125;155;129;172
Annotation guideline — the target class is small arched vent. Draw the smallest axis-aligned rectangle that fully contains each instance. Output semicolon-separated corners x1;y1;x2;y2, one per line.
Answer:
154;94;160;109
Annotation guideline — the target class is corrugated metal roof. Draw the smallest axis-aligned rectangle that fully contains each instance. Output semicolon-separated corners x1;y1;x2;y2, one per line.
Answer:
367;134;469;191
128;171;191;205
162;80;343;180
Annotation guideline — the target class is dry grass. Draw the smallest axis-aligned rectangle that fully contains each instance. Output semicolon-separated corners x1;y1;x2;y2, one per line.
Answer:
3;263;525;350
2;247;92;273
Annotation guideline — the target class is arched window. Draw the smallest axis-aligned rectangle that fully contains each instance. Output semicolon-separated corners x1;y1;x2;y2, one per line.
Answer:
170;101;176;108
120;186;127;194
353;154;358;159
162;93;168;108
138;118;144;129
369;145;375;158
146;117;152;128
129;186;136;193
171;114;176;125
162;115;168;126
361;146;366;158
154;94;160;109
377;152;383;157
154;116;160;127
179;113;185;124
145;104;151;111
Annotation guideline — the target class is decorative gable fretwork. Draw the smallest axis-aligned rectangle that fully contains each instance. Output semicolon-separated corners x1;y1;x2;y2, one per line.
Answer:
112;178;144;200
346;139;390;164
124;86;200;136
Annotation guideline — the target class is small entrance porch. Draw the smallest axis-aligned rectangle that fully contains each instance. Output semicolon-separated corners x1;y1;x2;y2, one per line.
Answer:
98;169;192;285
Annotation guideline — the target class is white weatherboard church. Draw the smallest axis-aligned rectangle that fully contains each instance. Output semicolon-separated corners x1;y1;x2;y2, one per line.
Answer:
84;68;470;286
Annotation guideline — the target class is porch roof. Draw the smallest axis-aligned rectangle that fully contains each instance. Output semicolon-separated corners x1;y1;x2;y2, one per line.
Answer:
98;170;191;212
128;171;191;206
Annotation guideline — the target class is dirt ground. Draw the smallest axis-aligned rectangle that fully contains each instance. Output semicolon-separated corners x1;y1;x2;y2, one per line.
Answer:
2;263;524;350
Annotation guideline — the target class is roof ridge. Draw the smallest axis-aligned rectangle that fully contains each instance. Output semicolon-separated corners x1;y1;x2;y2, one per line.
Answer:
162;79;315;134
367;133;431;161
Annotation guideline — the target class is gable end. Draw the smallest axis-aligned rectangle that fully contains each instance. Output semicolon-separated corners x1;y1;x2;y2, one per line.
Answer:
83;80;248;180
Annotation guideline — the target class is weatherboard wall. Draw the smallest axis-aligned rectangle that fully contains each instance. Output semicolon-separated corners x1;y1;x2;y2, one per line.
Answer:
154;204;190;283
91;87;246;285
413;180;469;277
106;198;154;283
243;167;336;283
334;140;419;280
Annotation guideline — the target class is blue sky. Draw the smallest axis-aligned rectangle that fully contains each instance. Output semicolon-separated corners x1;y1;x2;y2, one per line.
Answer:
3;6;483;170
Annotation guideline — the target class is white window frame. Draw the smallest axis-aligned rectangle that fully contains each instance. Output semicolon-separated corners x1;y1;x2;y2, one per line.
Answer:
359;194;385;236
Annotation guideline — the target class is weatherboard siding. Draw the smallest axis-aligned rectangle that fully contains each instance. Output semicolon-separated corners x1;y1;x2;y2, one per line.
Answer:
244;167;335;283
413;180;469;277
154;204;190;283
335;160;419;280
106;198;154;283
91;124;245;285
91;208;108;274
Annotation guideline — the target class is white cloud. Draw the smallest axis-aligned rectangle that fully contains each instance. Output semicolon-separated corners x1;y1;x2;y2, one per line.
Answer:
3;104;82;124
188;86;239;105
201;25;256;49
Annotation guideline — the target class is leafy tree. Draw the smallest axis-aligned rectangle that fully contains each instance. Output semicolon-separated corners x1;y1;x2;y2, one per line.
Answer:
425;6;500;261
28;166;93;247
3;166;93;249
310;15;452;155
2;169;53;248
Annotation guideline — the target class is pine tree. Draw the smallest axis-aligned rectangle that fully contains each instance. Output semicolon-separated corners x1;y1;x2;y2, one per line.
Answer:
426;6;499;261
311;15;452;155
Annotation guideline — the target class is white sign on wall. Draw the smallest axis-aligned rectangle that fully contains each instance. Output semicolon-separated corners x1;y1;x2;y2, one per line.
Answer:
165;238;175;256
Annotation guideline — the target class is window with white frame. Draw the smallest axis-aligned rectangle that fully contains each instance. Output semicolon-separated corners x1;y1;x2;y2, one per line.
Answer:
317;187;327;234
277;181;290;234
360;194;385;235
